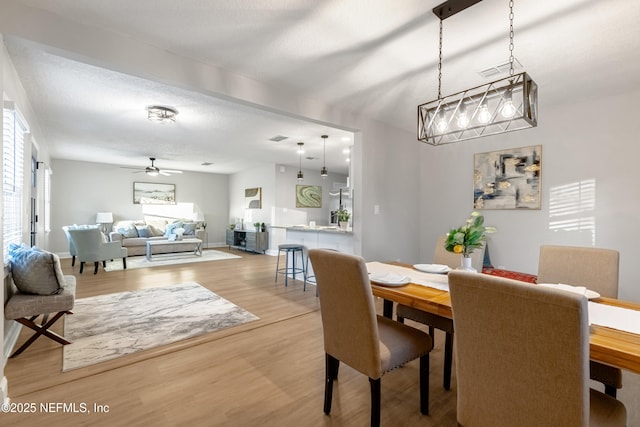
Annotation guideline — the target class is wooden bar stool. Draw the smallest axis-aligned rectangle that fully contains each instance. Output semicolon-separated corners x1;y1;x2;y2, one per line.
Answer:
275;244;306;287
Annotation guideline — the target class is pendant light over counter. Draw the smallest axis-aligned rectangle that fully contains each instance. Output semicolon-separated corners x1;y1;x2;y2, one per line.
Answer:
320;135;328;178
297;142;304;182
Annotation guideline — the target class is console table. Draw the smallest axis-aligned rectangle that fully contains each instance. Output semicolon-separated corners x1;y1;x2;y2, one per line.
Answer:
226;229;269;254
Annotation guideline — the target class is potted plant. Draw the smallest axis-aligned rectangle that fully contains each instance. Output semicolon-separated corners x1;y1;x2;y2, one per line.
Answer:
254;222;261;232
336;208;350;230
444;211;496;272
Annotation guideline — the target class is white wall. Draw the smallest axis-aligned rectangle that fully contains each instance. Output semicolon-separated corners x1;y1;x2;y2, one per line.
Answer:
50;159;230;252
419;88;640;301
229;164;276;229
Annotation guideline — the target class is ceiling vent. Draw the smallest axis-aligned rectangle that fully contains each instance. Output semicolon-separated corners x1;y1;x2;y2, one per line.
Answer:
269;135;288;142
478;58;522;78
201;162;213;166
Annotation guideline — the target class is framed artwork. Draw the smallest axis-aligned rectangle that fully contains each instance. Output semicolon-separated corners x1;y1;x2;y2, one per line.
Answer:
296;185;322;208
245;187;262;209
133;182;176;205
473;145;541;210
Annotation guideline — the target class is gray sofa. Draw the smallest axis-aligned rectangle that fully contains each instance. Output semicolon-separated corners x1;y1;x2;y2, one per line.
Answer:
109;218;205;257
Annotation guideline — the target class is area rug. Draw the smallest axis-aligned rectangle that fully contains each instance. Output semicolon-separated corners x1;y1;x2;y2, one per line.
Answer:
63;282;259;371
104;249;241;271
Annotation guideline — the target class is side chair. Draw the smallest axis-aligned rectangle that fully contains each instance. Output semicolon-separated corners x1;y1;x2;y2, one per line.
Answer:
449;270;626;427
68;227;127;274
538;244;622;398
308;249;433;427
396;235;486;390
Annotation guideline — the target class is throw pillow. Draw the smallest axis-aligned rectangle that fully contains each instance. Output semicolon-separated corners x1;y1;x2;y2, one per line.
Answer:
145;219;167;234
148;224;165;237
164;221;184;237
8;244;65;295
116;224;138;238
135;225;151;238
182;222;197;236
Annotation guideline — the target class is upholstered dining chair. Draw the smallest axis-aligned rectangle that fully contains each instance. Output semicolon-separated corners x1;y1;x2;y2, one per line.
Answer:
308;249;433;427
396;235;486;390
537;244;622;398
68;227;127;274
448;270;626;427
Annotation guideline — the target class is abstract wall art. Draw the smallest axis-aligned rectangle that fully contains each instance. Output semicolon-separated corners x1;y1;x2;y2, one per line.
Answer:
296;185;322;208
245;187;262;209
473;145;542;210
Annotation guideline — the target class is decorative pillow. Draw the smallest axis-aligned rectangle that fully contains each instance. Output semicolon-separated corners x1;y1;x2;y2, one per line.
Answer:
8;244;65;295
164;221;184;237
116;224;138;238
145;219;168;234
148;224;165;237
136;225;151;238
182;222;197;236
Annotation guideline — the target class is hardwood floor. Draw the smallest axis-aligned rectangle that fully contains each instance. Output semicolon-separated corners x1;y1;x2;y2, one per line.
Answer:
6;249;639;426
4;248;458;426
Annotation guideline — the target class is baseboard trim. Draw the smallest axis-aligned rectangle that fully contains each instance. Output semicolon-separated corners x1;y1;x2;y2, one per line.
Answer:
3;321;21;360
0;376;8;406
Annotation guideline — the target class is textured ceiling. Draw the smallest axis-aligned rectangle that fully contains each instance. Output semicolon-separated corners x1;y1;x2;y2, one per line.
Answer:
3;0;640;174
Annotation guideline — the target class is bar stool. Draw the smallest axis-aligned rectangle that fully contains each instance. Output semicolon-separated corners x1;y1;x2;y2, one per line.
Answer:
304;250;317;295
275;244;306;287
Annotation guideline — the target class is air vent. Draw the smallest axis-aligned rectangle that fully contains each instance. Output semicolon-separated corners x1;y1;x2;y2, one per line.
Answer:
269;135;288;142
305;156;318;161
201;162;214;166
478;58;522;78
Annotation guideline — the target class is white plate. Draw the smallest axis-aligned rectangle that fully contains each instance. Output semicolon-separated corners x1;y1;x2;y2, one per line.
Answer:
537;283;601;300
369;272;411;287
413;263;452;274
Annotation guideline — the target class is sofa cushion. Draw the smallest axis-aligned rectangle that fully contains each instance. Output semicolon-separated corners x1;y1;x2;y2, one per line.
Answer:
121;237;152;247
8;244;66;295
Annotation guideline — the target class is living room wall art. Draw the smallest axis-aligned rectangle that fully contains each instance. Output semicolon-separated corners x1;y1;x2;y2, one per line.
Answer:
473;145;542;210
296;185;322;208
133;182;176;205
245;187;262;209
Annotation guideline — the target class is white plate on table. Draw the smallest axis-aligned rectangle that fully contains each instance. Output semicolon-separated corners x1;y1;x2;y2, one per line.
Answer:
369;272;411;287
537;283;601;300
413;263;452;274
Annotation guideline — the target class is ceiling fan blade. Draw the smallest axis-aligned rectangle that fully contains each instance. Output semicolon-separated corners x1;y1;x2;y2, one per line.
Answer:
159;171;171;176
163;169;183;174
120;166;144;170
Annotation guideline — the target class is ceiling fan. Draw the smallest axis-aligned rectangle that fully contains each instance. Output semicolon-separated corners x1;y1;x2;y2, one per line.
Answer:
122;157;183;176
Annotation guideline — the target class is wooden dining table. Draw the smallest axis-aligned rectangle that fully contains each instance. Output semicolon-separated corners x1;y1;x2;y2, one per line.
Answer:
371;271;640;375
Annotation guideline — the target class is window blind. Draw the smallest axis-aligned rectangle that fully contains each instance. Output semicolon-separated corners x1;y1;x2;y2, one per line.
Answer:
3;104;28;257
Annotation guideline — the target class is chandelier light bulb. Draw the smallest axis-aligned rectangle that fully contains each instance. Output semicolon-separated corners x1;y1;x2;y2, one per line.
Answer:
477;101;492;124
501;89;517;118
456;105;470;128
436;110;448;133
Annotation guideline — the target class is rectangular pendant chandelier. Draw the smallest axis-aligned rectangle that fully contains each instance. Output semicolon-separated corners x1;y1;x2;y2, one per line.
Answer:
418;71;538;146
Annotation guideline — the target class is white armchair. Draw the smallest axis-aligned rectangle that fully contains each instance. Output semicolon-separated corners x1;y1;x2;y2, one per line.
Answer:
68;228;127;274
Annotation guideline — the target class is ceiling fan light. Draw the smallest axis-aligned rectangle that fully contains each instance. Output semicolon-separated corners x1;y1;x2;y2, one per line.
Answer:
146;170;159;177
147;105;178;124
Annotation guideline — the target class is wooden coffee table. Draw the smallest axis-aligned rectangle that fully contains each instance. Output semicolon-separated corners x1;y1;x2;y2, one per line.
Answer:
146;238;203;261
